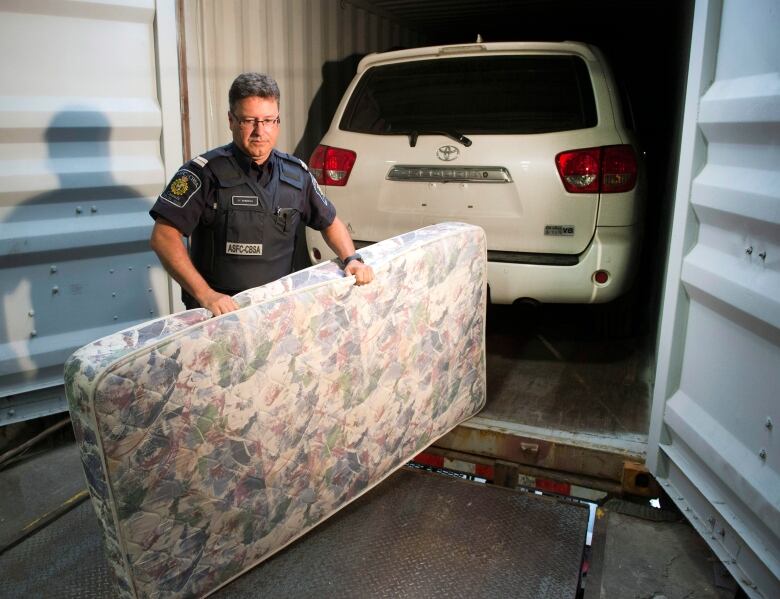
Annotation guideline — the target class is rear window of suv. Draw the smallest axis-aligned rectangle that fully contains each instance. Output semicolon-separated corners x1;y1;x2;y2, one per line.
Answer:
340;55;597;135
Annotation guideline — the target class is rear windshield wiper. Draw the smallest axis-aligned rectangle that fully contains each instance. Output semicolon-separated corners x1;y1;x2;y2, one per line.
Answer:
406;130;472;148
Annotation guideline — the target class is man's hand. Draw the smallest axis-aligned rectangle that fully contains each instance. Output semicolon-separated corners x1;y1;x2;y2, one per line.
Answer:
150;218;240;317
198;289;240;316
320;218;375;286
345;260;375;286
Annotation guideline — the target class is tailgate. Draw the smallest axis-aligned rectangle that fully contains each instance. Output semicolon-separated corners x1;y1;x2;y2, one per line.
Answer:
326;131;609;254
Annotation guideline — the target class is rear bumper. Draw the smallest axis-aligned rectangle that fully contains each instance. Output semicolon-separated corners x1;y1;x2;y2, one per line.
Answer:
306;224;639;305
487;225;640;304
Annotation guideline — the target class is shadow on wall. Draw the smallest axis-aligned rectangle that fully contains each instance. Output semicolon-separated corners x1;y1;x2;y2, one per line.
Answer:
0;110;153;402
290;54;365;272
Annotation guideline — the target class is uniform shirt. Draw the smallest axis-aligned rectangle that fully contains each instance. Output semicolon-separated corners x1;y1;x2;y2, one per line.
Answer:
150;144;336;237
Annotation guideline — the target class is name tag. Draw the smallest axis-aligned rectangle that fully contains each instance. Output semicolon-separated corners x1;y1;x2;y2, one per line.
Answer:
226;242;263;256
232;195;259;206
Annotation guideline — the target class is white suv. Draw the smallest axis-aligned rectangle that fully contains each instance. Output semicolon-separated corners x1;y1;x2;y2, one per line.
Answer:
306;41;643;304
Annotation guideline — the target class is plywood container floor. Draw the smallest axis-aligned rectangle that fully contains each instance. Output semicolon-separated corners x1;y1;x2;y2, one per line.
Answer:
481;304;653;445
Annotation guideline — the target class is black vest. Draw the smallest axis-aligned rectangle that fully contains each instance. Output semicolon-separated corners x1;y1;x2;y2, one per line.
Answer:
190;148;307;292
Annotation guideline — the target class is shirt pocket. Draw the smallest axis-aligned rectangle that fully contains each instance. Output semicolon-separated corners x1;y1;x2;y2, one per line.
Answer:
272;207;300;236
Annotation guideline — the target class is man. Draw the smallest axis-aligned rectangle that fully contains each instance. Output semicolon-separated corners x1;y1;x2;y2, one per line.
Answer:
150;72;374;315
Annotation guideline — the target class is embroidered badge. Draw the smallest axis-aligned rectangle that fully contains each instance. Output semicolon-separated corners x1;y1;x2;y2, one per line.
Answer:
171;177;188;195
160;169;201;208
309;172;329;207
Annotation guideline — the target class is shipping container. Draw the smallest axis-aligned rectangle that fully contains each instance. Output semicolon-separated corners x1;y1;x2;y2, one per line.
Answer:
0;0;776;596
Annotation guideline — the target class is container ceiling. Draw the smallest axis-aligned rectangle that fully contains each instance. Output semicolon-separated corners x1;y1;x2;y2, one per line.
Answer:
353;0;672;45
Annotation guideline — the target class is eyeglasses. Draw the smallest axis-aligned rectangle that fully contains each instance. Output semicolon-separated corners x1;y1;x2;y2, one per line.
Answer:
231;112;281;130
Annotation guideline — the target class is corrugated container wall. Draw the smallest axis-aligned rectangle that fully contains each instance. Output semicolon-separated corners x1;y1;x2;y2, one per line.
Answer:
183;0;424;161
648;0;779;596
0;0;182;425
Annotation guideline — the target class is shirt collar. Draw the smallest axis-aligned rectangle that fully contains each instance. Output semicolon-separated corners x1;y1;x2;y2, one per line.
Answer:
230;143;275;176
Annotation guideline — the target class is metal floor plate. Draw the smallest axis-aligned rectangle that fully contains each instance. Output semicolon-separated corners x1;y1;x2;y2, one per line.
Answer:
0;495;112;599
1;467;588;598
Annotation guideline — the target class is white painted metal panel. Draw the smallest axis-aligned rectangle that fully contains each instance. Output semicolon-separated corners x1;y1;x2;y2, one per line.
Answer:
0;0;182;423
184;0;423;160
648;1;780;596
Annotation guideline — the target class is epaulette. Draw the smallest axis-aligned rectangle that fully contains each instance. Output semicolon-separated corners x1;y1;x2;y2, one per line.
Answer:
276;150;309;172
192;144;233;168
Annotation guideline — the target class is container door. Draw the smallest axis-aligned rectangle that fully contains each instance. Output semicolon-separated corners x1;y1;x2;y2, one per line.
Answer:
647;0;779;597
0;0;183;424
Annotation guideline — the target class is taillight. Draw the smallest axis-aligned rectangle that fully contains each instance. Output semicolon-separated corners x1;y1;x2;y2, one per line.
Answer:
601;145;637;192
556;148;601;193
309;144;357;186
555;145;637;193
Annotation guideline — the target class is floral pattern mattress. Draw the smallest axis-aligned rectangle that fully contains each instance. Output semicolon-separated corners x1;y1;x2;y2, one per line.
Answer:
65;222;487;598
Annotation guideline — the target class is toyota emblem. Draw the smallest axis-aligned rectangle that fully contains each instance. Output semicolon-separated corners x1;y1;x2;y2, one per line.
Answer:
436;145;459;161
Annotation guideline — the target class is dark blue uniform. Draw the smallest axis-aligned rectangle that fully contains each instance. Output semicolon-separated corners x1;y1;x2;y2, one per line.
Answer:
150;144;336;307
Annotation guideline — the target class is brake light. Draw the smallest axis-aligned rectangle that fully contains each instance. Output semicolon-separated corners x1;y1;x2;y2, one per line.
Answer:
309;144;357;186
556;148;601;193
555;145;637;193
601;145;637;192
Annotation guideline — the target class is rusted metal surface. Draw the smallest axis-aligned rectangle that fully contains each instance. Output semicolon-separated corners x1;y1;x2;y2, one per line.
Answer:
621;460;659;497
424;446;624;496
492;461;520;488
176;0;191;163
435;419;645;488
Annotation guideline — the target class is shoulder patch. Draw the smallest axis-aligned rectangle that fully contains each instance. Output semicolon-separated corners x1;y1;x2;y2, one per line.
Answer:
309;171;329;207
159;168;201;208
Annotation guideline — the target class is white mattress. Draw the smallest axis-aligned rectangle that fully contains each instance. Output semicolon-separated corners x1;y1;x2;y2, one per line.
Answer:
65;222;488;598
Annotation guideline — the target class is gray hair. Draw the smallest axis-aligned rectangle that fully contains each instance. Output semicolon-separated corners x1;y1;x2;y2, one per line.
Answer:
228;73;281;111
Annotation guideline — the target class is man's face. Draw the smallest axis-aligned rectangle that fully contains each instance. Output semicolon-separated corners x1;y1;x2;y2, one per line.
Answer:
228;96;280;164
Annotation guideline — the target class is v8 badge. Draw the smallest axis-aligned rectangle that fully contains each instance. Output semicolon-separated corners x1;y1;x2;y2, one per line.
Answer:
544;225;575;236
